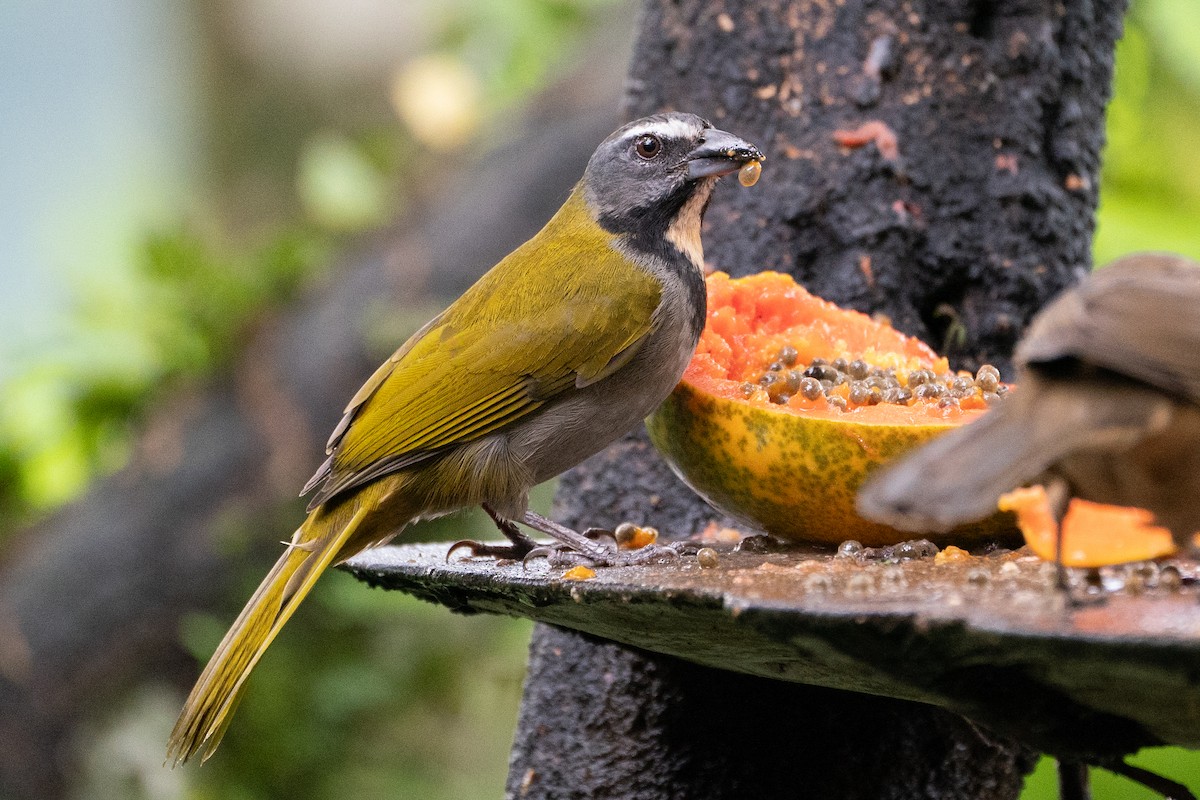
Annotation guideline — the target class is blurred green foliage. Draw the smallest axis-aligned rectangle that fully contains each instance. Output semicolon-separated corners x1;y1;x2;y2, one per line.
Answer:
1094;0;1200;263
178;578;531;800
1023;748;1200;799
2;2;616;798
438;0;616;111
0;0;621;535
5;0;1200;798
0;224;328;523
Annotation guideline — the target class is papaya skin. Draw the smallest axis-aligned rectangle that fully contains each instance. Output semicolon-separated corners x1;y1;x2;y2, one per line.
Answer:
646;271;1015;546
648;380;1013;546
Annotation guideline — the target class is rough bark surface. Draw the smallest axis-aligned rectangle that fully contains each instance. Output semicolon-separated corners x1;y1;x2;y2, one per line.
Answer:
627;0;1123;375
510;0;1126;798
507;625;1038;800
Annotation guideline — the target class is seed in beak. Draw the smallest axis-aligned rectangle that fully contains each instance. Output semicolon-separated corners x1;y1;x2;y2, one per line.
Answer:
738;160;762;187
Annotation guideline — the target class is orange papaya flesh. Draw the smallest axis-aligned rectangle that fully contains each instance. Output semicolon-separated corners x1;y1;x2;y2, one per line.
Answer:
647;271;1015;546
998;486;1198;568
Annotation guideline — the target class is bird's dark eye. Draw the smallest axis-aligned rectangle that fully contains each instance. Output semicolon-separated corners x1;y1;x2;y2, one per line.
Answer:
634;134;662;159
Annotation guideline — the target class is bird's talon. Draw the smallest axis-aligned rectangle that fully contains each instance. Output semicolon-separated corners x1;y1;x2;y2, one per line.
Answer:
446;539;522;561
650;545;681;562
522;546;558;565
668;541;701;556
445;540;475;561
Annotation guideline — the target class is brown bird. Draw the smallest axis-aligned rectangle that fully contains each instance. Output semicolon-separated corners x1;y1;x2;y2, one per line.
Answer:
857;252;1200;572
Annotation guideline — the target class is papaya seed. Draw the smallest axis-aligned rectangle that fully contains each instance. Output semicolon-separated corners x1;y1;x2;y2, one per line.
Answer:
950;376;975;396
738;160;762;187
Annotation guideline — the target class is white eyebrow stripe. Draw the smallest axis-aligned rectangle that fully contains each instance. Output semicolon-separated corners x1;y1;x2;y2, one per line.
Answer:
625;117;699;141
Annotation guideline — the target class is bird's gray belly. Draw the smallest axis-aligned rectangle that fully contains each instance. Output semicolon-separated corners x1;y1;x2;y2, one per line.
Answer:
507;324;696;485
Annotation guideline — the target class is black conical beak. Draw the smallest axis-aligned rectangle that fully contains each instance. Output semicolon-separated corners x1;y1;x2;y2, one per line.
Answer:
685;128;764;180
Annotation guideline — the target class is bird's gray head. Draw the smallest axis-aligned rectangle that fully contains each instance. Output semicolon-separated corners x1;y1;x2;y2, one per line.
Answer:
581;112;762;264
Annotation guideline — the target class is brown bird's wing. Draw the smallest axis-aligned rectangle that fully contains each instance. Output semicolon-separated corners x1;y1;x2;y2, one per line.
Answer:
303;192;662;509
1018;253;1200;401
856;375;1172;532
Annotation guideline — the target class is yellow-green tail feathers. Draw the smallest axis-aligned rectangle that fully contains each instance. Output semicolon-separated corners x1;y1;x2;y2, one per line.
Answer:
166;502;369;765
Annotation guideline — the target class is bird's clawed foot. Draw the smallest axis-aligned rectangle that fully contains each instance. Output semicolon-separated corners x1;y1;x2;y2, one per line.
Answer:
1054;566;1110;609
523;534;697;569
521;527;614;567
446;534;540;561
447;505;696;568
446;504;544;562
518;512;698;568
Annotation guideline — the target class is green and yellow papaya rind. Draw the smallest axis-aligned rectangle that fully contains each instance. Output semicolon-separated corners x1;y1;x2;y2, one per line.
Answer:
647;381;1015;546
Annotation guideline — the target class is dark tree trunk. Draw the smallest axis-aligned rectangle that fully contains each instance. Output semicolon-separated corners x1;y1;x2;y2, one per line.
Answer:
508;0;1126;797
627;0;1120;375
508;625;1038;800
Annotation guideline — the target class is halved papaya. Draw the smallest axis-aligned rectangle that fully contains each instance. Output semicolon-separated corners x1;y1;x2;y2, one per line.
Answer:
646;271;1015;546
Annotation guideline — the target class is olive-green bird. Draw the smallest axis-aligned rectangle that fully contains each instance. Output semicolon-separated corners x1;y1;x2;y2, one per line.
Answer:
167;112;763;764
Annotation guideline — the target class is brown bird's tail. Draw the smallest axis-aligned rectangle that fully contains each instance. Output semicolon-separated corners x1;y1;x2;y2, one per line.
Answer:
166;499;371;765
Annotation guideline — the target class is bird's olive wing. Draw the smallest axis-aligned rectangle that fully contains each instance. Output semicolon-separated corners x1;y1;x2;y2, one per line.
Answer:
304;213;662;508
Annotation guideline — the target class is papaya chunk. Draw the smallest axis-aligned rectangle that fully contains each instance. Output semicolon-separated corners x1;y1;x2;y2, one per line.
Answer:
999;486;1195;568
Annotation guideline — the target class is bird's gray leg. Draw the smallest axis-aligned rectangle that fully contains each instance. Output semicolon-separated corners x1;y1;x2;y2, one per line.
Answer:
448;506;694;567
518;511;621;564
1058;753;1197;800
1043;476;1072;593
1043;475;1107;607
